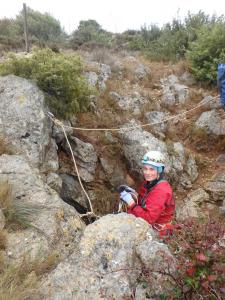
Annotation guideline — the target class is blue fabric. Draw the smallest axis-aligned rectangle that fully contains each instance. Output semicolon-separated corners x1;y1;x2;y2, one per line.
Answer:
143;163;163;173
217;64;225;107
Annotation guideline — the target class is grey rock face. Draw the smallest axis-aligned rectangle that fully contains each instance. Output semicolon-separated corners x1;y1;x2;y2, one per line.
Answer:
60;173;88;210
46;172;62;193
199;95;221;110
84;71;98;87
98;63;111;91
145;111;168;138
0;154;84;261
0;75;58;172
195;109;225;136
180;71;196;85
134;64;151;80
100;157;125;188
62;136;98;182
176;188;210;220
41;214;175;299
204;171;225;213
109;91;147;115
161;75;189;107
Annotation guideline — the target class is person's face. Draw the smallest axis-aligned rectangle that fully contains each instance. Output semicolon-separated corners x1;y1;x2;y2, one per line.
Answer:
143;165;158;181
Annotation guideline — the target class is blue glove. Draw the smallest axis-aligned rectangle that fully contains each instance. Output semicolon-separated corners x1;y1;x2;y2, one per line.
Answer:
120;191;135;207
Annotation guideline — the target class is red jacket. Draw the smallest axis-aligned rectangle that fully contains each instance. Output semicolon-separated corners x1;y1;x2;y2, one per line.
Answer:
128;180;175;225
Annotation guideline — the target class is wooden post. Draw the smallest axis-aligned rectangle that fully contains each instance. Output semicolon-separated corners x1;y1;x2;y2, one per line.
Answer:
23;3;29;53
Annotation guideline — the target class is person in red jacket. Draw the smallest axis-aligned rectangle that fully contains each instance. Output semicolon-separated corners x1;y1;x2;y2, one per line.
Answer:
119;150;175;236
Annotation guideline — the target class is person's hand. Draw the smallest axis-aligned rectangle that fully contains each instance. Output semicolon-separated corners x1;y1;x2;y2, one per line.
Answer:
120;191;135;208
117;185;137;194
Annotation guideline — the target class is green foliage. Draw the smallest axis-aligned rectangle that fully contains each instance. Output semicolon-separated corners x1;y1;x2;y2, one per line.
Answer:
70;19;112;49
145;21;189;61
186;21;225;83
0;18;21;51
15;7;66;48
0;8;66;52
166;216;225;299
0;49;92;118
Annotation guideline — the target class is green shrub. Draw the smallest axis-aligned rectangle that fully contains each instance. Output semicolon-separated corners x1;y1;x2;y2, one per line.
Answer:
0;49;92;118
186;22;225;83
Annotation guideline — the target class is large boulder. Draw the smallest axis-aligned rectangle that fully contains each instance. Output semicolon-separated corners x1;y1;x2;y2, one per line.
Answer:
0;154;84;261
195;109;225;136
199;95;221;110
41;214;176;299
0;75;58;172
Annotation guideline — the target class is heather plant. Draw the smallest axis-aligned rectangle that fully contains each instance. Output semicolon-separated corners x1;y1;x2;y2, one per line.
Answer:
0;48;92;118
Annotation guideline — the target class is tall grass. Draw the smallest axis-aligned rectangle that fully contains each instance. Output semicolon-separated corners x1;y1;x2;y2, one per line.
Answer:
0;181;40;230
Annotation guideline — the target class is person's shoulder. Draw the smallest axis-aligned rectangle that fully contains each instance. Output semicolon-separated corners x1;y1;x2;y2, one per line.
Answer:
155;180;173;192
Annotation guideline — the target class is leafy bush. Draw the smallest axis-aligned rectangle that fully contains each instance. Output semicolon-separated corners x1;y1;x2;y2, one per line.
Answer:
0;49;92;118
186;22;225;83
70;20;112;49
165;216;225;299
0;18;22;52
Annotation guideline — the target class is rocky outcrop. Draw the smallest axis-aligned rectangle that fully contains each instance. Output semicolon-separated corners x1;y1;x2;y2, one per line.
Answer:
109;91;147;115
62;136;98;182
0;154;84;261
41;214;176;299
0;75;58;172
161;75;189;107
119;121;198;188
199;95;221;110
204;170;225;213
84;63;111;91
176;188;211;220
134;64;150;80
144;111;169;139
195;109;225;136
60;173;88;211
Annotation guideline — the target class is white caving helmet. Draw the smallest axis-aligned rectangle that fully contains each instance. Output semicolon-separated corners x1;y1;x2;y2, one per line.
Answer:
141;150;165;173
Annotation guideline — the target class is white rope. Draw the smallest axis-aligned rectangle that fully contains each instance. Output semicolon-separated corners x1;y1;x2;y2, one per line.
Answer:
60;97;214;132
47;96;215;215
57;120;99;219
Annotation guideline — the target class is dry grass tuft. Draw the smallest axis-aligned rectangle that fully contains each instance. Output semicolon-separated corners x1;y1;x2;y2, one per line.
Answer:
0;181;12;211
0;137;14;155
0;230;7;250
0;252;60;300
0;181;40;230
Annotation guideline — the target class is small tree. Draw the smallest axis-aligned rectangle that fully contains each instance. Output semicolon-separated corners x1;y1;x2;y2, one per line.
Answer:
15;7;66;48
0;49;92;118
186;21;225;83
70;19;112;49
